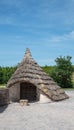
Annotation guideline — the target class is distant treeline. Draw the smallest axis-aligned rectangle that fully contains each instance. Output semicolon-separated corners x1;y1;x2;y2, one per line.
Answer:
42;66;56;75
0;66;17;84
0;65;56;84
0;65;74;85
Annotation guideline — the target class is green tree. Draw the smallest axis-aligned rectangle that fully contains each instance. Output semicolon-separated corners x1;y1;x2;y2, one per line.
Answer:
0;67;3;84
50;56;73;88
0;66;17;84
42;65;55;75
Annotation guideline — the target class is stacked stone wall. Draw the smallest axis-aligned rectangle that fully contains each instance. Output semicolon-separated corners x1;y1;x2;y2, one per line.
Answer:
0;88;9;106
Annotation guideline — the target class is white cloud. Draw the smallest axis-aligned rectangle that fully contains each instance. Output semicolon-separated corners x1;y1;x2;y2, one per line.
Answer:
49;31;74;43
65;31;74;40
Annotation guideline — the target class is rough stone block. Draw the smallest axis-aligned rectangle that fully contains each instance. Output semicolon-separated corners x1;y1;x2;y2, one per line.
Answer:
19;99;28;106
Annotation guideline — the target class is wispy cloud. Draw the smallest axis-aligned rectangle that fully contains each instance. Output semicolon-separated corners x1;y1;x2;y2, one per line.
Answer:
49;31;74;43
0;0;74;31
0;0;74;66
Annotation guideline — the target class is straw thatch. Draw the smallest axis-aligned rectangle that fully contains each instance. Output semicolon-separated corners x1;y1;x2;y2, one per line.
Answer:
7;48;69;101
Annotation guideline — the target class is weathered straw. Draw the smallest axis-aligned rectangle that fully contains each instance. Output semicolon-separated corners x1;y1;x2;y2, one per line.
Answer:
7;48;69;101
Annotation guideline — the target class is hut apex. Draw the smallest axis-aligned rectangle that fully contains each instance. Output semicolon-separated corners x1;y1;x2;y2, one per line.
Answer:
7;48;69;103
24;48;32;58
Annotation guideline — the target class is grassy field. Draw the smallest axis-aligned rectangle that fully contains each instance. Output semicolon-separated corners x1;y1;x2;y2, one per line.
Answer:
72;72;74;81
0;85;6;89
72;72;74;87
63;88;74;90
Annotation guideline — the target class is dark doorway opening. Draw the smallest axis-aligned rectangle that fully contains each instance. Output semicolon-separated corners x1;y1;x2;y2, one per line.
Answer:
20;82;37;102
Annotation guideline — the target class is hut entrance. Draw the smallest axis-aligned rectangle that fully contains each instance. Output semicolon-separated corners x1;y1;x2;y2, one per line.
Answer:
20;82;37;102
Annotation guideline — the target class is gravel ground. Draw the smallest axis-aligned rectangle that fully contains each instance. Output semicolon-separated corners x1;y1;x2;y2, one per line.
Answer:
0;90;74;130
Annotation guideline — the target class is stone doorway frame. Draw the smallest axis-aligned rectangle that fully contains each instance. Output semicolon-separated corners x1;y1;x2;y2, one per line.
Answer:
20;82;37;102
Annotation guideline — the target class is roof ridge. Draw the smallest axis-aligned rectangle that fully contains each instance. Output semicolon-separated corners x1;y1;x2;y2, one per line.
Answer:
24;48;32;58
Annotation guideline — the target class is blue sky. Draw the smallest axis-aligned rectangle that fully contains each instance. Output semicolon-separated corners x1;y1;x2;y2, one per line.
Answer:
0;0;74;66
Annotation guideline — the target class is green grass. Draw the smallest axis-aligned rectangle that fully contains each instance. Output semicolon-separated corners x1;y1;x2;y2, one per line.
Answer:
63;88;74;90
72;72;74;81
72;72;74;88
0;85;6;89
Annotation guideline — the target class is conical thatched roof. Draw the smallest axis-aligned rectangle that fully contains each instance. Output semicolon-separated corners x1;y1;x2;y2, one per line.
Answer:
7;48;69;101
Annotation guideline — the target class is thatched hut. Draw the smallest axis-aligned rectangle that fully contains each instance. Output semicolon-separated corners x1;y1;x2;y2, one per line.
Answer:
7;48;69;103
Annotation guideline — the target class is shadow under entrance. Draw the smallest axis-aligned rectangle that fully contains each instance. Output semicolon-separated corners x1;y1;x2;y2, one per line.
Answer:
20;82;37;102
